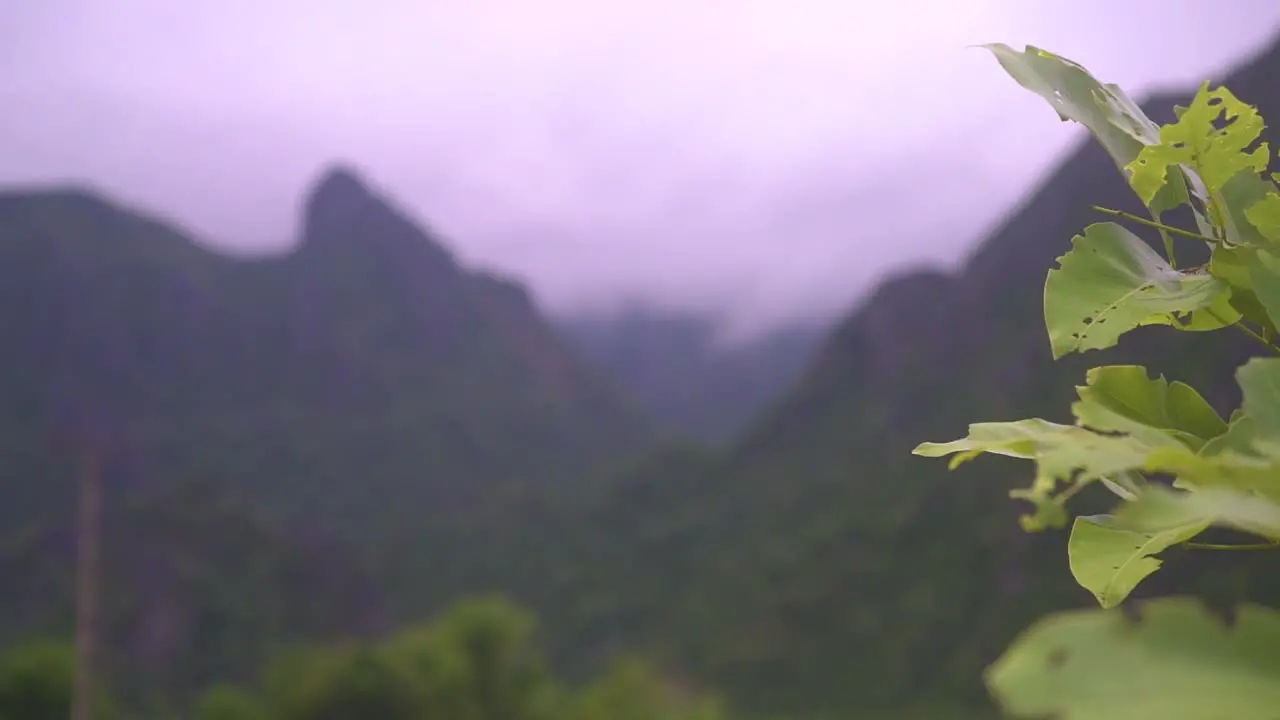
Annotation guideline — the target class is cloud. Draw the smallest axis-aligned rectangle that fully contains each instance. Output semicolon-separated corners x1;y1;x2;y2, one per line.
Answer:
2;0;1279;333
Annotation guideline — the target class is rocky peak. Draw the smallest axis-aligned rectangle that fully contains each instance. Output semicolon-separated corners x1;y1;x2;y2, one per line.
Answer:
299;162;458;277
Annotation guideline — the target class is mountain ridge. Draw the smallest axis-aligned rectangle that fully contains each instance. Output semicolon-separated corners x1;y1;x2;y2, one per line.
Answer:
0;163;661;701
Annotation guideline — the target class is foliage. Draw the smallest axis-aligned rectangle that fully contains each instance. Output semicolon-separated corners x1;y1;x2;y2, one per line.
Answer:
0;641;116;720
266;645;422;720
243;597;724;720
569;657;725;720
375;596;561;720
0;597;725;719
195;684;270;720
260;596;555;720
915;44;1280;716
985;598;1280;719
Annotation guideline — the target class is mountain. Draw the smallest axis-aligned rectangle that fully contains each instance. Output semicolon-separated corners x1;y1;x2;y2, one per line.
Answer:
0;164;658;699
9;35;1280;720
542;35;1280;718
0;164;654;527
558;307;827;443
0;481;386;709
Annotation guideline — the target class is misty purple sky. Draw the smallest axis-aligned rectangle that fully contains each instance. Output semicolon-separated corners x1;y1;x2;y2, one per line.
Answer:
3;1;1280;336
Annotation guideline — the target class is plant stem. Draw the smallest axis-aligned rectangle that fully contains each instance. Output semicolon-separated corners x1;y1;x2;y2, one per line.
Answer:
1233;320;1280;356
1090;206;1218;245
1201;307;1280;356
1158;227;1178;269
1186;540;1280;551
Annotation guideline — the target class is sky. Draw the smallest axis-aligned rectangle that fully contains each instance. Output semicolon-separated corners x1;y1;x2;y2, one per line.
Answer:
2;1;1280;338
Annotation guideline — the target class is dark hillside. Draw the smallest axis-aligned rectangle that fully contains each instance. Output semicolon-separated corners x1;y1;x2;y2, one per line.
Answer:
0;166;657;699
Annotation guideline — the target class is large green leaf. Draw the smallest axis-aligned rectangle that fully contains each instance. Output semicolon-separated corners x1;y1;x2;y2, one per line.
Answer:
1162;359;1280;491
982;44;1185;212
915;363;1280;501
1245;190;1280;242
1220;170;1280;247
1044;223;1236;358
1208;245;1280;334
1127;83;1270;237
915;418;1159;531
1070;365;1226;450
986;598;1280;719
1067;514;1208;608
1244;248;1280;330
913;418;1066;467
1114;486;1280;541
912;419;1152;478
1137;361;1280;495
1144;448;1279;498
1238;357;1280;448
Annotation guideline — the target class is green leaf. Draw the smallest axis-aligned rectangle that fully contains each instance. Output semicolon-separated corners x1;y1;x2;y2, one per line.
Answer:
1135;360;1280;496
1246;191;1280;241
985;598;1280;720
1044;223;1236;358
912;418;1071;467
1246;248;1280;333
916;363;1280;502
913;419;1152;478
1070;365;1226;450
1136;362;1280;497
1067;514;1208;608
1114;486;1280;541
1221;171;1280;246
1144;447;1276;496
915;418;1159;531
1237;357;1280;454
1126;83;1270;221
982;44;1186;212
1208;245;1280;334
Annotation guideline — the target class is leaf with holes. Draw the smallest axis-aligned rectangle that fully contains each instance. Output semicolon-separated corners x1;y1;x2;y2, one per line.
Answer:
1067;514;1208;608
1127;83;1269;211
1045;223;1236;359
982;44;1187;212
986;598;1280;719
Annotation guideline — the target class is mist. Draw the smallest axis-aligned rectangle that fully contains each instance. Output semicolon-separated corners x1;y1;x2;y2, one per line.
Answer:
3;0;1279;336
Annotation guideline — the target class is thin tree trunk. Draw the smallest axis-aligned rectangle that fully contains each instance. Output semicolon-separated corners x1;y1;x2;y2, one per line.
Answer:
70;439;102;720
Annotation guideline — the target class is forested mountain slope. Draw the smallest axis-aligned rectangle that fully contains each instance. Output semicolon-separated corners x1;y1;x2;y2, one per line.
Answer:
0;166;653;532
0;165;657;701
